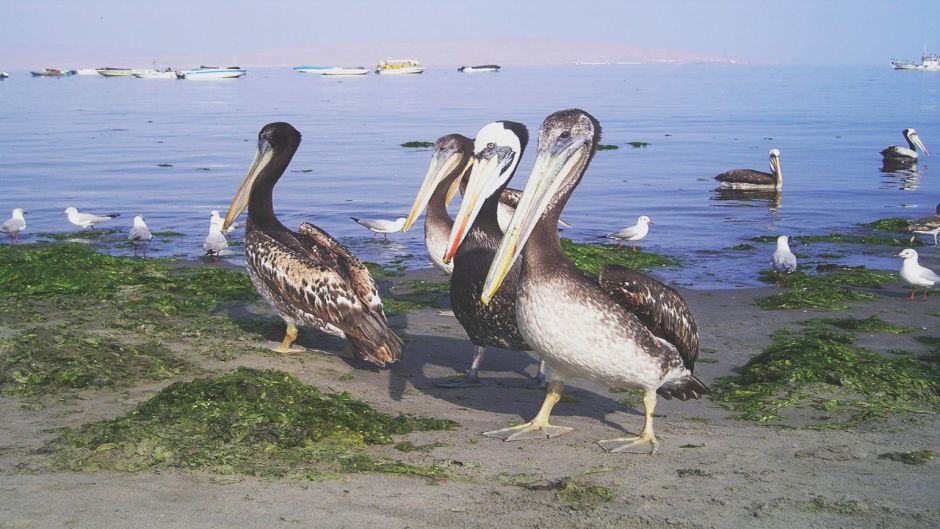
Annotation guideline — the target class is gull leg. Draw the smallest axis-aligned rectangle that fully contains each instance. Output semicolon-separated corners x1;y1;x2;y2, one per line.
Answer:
908;286;917;301
923;287;930;302
272;323;299;353
483;381;574;440
436;346;487;388
597;388;660;455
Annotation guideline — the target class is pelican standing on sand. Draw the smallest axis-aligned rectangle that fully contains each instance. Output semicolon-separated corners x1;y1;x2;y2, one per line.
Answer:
1;208;26;241
772;235;797;274
481;109;708;453
882;128;929;168
222;122;401;366
64;207;120;230
715;149;783;190
906;203;940;246
896;248;940;301
606;215;653;251
128;215;152;257
437;121;533;387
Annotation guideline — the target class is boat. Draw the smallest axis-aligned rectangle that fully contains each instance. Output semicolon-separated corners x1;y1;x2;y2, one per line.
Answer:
0;72;8;79
375;59;426;75
75;68;102;75
891;49;940;71
30;68;76;77
96;67;135;77
457;64;500;72
320;67;369;76
293;65;335;74
183;66;247;79
132;69;183;79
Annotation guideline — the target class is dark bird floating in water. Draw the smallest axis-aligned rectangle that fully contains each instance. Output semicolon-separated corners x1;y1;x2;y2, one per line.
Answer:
222;122;402;366
882;128;929;169
715;149;783;191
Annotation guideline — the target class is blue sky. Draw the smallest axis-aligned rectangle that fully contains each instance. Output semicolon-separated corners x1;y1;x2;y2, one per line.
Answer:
3;0;939;67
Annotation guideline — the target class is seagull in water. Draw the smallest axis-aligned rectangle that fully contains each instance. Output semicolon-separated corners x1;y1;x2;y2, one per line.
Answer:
203;215;228;257
210;210;237;237
64;207;119;230
896;248;940;301
1;208;26;241
351;216;406;239
128;215;153;257
607;215;652;251
772;235;797;278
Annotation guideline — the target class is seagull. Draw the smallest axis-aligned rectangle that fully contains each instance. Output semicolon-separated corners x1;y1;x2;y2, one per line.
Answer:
1;208;26;241
896;248;940;301
128;215;153;257
210;210;237;236
607;215;653;251
772;235;797;276
350;217;406;239
203;217;228;257
64;207;119;230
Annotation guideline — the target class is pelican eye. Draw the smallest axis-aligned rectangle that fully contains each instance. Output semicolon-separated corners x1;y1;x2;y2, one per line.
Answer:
486;142;495;150
560;131;571;139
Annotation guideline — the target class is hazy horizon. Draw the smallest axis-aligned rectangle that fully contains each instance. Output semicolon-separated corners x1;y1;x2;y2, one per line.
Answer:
2;0;940;69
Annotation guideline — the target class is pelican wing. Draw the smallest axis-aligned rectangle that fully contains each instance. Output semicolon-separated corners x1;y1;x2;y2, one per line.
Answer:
715;169;776;186
598;265;699;370
909;214;940;232
498;187;523;209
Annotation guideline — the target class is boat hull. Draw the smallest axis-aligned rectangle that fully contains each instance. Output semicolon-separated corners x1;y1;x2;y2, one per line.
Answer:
321;68;369;76
183;68;247;79
97;68;135;77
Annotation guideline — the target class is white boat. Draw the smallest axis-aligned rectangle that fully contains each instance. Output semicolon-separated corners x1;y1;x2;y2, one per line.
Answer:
75;68;102;76
0;72;8;79
30;68;76;77
458;64;500;73
891;49;940;71
321;67;369;76
375;59;426;75
293;65;335;74
97;67;135;77
132;69;182;79
183;66;247;79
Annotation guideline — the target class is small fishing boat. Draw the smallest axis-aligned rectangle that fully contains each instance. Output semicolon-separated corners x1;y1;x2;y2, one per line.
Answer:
183;66;247;79
30;68;76;77
96;67;135;77
457;64;500;72
75;68;101;76
0;72;8;79
891;49;940;71
320;67;369;76
132;69;182;79
293;65;335;74
375;59;426;75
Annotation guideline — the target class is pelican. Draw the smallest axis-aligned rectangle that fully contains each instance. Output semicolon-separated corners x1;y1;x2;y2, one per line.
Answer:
437;121;533;387
906;203;940;246
882;128;929;168
606;215;653;251
222;122;402;365
897;248;940;301
772;235;797;274
715;149;783;190
128;215;152;257
64;207;120;230
1;208;26;241
481;109;708;454
350;216;406;239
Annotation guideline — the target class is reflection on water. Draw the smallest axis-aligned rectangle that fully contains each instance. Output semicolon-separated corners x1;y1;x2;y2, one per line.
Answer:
880;164;923;191
710;188;783;213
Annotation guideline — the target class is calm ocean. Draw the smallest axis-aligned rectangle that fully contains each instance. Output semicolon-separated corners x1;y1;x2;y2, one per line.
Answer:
1;65;937;287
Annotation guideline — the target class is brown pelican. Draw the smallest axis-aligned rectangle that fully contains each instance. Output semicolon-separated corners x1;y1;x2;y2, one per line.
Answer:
222;122;402;366
481;109;708;453
715;149;782;190
907;203;940;246
433;121;532;387
882;128;929;168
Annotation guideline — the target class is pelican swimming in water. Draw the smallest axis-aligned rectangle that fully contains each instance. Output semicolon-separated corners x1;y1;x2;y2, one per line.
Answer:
906;203;940;246
435;121;533;387
715;149;783;191
1;208;26;241
222;122;402;366
882;128;929;168
481;109;708;454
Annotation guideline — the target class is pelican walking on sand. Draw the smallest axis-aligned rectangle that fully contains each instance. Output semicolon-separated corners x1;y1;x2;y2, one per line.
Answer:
64;207;120;230
906;203;940;246
897;248;940;301
715;149;783;190
607;215;653;251
882;128;929;169
481;109;708;454
222;122;402;365
128;215;152;257
772;235;797;276
1;208;26;241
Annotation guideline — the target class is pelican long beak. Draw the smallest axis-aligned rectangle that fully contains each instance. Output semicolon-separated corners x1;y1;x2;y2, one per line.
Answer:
223;138;274;231
443;152;510;264
403;149;470;232
911;133;929;156
481;138;588;304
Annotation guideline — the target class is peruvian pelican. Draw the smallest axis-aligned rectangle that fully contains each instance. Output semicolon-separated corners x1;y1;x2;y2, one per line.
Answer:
715;149;782;191
882;128;928;168
907;203;940;246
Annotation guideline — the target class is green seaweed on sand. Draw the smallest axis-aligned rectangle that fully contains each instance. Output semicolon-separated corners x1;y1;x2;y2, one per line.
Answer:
711;327;940;427
755;267;895;311
400;141;434;148
596;144;619;150
497;472;613;509
878;450;938;465
48;368;457;478
801;316;914;334
860;217;913;232
560;238;678;275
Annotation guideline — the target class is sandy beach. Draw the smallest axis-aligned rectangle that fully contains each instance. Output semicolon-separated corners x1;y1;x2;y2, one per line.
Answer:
1;256;939;529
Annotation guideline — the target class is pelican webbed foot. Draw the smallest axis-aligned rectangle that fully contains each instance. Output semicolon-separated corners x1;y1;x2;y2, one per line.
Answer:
270;323;303;353
483;421;574;441
596;433;659;455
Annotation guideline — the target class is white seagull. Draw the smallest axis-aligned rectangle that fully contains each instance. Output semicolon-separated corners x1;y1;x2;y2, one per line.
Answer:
1;208;27;241
128;215;153;257
210;209;237;236
64;206;120;230
350;216;406;239
896;248;940;301
772;235;798;275
203;216;228;257
607;215;653;251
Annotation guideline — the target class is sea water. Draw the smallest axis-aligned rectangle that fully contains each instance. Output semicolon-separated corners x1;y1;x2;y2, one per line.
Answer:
0;65;937;288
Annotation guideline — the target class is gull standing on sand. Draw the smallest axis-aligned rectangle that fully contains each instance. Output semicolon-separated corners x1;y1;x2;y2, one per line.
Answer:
203;216;228;256
64;206;120;230
896;248;940;301
350;216;406;239
772;235;797;275
1;208;26;241
607;215;653;251
906;203;940;246
128;215;153;257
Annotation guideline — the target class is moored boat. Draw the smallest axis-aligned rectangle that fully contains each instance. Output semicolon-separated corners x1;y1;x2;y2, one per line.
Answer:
891;49;940;71
0;71;8;79
320;67;369;76
97;67;135;77
183;66;247;79
457;64;500;72
31;68;76;77
75;68;102;75
132;68;182;79
293;65;335;74
375;59;426;75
